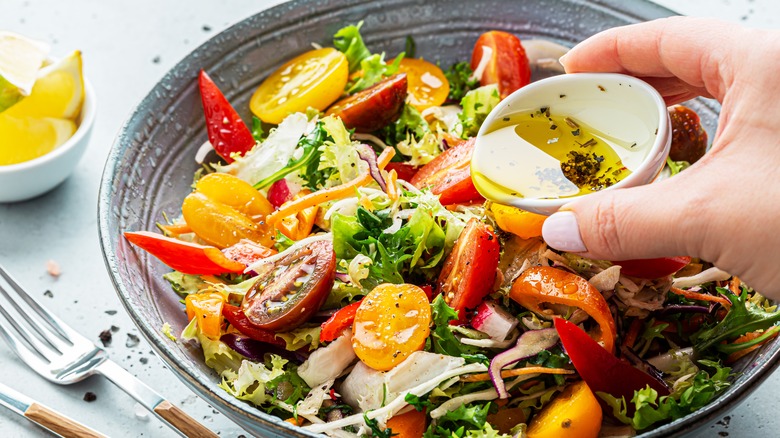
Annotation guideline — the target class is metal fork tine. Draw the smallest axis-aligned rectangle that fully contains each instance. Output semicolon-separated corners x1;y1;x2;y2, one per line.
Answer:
0;285;70;357
0;264;76;345
0;301;54;365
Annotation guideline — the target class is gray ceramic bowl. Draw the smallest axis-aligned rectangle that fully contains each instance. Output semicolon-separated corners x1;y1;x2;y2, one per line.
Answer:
98;0;780;436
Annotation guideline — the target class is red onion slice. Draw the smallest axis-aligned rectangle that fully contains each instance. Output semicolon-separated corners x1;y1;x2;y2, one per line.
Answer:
489;328;559;399
355;143;386;192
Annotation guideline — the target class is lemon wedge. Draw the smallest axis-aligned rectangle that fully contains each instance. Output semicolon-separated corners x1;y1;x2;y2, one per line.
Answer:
0;114;76;165
3;50;84;120
0;31;50;112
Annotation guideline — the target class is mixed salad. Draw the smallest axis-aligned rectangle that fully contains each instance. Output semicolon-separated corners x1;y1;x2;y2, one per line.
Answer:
125;23;780;438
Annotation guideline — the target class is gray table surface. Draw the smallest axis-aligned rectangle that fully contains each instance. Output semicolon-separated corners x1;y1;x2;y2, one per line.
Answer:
0;0;776;437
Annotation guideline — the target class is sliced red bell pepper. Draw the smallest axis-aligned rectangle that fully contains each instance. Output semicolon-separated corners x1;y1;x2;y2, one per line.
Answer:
124;231;245;275
198;70;256;163
554;318;670;405
612;256;691;279
320;300;363;342
222;304;285;347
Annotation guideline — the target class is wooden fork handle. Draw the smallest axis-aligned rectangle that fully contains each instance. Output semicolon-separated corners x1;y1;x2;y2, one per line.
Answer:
154;400;218;438
25;402;107;438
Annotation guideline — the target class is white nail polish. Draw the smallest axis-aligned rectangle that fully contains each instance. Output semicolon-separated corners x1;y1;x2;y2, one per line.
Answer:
542;211;587;252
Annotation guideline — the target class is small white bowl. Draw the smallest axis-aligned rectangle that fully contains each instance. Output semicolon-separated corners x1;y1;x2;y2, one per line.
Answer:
0;79;96;203
472;73;670;215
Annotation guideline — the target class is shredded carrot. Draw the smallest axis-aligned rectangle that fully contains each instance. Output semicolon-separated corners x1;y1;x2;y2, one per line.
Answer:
386;169;399;201
265;148;395;226
622;318;643;349
729;276;742;295
670;287;732;309
726;326;780;363
284;417;305;426
460;367;574;382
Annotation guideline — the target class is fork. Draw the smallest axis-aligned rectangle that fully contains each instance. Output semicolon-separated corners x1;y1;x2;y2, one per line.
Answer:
0;264;218;438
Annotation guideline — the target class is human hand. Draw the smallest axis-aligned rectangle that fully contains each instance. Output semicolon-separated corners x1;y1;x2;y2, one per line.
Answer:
540;17;780;298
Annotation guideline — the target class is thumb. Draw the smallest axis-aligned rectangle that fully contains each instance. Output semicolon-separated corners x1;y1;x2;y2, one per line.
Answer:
541;173;707;260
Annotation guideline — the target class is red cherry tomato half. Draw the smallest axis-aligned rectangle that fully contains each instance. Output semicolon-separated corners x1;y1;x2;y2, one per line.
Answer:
242;240;336;331
471;31;531;99
326;74;407;133
410;138;483;205
222;304;285;347
436;218;500;321
612;256;691;279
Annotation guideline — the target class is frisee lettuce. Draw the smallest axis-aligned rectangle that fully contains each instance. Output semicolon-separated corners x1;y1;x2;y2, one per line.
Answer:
599;360;731;430
274;325;321;351
423;402;494;438
332;204;446;286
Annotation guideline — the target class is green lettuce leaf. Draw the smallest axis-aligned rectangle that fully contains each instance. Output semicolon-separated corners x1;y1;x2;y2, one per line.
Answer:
331;205;446;286
346;52;404;94
692;287;780;352
666;157;690;176
163;271;205;297
378;103;430;146
181;317;243;378
599;360;732;430
428;295;478;357
424;402;493;438
274;325;321;351
333;22;372;73
459;84;500;138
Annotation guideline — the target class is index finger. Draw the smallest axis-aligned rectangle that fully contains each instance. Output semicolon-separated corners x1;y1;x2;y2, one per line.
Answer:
560;16;741;102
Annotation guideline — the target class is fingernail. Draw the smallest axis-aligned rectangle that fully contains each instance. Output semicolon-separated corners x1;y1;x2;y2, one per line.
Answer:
542;211;587;252
558;53;570;69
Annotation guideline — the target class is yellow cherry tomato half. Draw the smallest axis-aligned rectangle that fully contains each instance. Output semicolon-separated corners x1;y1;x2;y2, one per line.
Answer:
185;292;225;340
182;192;273;249
526;381;602;438
352;284;432;371
250;48;349;124
194;173;274;219
394;57;449;111
491;203;547;239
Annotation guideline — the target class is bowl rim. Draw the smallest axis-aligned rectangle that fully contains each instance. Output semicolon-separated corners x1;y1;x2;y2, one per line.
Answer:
473;72;670;212
0;78;97;174
97;0;780;436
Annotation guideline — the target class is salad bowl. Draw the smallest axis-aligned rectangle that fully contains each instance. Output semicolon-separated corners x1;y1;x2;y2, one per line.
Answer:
98;0;780;437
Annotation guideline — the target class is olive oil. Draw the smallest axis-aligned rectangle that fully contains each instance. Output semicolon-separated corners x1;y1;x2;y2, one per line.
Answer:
473;107;639;200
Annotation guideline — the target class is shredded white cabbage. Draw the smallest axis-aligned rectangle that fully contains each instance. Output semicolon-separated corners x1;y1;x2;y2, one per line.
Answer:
672;267;731;289
305;362;486;434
